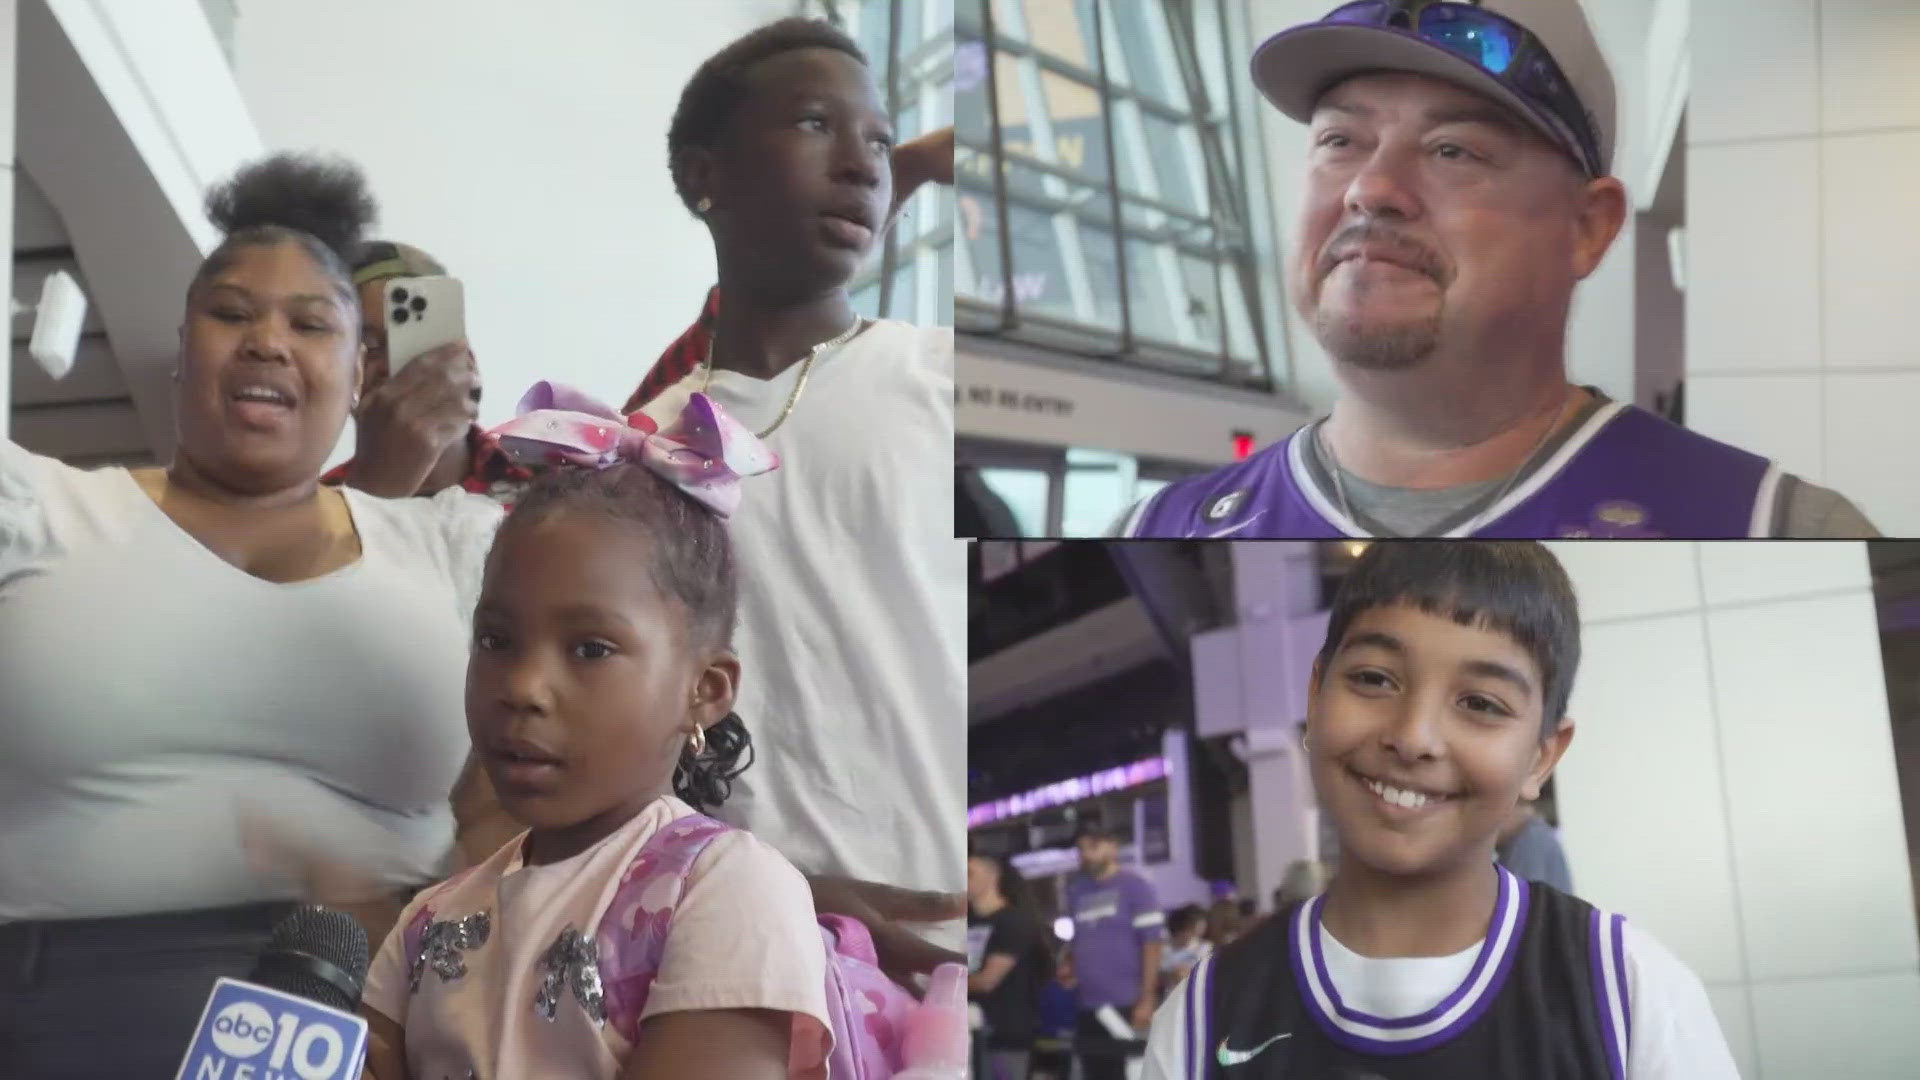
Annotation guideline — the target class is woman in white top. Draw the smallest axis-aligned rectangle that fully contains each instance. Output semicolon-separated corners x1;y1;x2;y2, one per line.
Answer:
0;154;501;1076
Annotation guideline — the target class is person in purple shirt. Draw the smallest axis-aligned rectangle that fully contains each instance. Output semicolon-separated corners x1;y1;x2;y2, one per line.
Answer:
1117;0;1874;539
1065;822;1166;1080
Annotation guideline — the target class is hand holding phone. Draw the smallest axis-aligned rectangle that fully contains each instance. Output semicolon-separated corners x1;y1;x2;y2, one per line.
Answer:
350;341;480;497
382;275;465;374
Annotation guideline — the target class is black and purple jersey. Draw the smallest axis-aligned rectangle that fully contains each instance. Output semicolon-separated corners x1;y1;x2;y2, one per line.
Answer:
1171;867;1631;1080
1123;402;1779;539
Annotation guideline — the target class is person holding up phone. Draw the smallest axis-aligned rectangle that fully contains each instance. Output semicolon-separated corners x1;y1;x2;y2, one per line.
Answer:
344;126;952;502
326;241;531;501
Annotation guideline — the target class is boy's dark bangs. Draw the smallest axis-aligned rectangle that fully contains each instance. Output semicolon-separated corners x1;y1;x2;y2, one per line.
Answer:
1321;542;1581;724
1369;583;1554;660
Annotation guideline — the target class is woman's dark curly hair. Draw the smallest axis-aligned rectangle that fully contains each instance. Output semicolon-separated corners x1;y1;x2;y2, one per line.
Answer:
496;461;752;811
189;152;377;305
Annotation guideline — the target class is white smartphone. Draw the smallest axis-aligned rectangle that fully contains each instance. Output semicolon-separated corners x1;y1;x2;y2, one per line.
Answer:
380;275;466;373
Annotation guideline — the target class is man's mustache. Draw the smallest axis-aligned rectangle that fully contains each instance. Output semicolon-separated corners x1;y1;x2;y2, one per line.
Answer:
1316;224;1447;285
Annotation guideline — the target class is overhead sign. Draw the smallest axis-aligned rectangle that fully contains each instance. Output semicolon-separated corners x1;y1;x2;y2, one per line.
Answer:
958;345;1306;465
967;756;1170;829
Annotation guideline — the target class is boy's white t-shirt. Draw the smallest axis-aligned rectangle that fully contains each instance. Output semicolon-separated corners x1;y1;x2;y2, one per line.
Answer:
363;795;831;1079
1143;917;1741;1079
643;320;964;932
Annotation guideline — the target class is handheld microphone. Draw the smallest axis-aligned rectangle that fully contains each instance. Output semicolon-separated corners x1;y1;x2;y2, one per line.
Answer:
174;906;372;1080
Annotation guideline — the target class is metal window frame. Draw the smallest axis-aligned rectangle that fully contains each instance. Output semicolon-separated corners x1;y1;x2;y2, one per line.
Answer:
956;0;1279;393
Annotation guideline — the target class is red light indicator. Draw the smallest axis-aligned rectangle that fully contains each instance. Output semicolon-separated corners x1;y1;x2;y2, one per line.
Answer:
1232;431;1255;460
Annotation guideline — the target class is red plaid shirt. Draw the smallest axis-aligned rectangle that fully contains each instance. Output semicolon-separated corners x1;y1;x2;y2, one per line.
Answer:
321;424;532;501
626;287;718;413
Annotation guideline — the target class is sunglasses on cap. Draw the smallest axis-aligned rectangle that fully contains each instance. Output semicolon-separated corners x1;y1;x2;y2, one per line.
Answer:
1320;0;1603;177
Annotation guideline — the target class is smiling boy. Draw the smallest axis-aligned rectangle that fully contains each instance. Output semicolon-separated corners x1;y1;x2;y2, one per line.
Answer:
1144;541;1738;1079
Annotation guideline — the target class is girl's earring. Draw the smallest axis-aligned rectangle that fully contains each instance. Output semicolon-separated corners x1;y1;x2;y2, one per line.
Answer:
689;724;707;756
695;196;713;215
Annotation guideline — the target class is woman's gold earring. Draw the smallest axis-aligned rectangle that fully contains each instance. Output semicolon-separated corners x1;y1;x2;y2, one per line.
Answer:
689;725;707;756
695;196;713;215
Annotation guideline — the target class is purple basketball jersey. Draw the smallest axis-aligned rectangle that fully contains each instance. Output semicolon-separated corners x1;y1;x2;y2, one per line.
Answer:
1177;867;1634;1079
1126;404;1779;539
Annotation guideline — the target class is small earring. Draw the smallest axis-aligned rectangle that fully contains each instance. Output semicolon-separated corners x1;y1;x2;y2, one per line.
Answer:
1299;729;1312;755
695;196;713;214
689;725;707;756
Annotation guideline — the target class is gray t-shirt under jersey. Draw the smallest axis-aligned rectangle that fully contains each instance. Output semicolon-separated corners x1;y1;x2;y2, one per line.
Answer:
1300;395;1878;539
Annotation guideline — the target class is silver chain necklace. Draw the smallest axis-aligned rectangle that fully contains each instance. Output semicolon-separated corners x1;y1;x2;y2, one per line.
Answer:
1320;391;1576;537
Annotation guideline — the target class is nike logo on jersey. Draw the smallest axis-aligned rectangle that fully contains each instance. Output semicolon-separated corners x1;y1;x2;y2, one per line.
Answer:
1217;1031;1292;1066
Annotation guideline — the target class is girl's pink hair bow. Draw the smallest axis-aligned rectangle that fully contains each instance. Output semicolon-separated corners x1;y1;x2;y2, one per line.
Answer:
483;382;778;518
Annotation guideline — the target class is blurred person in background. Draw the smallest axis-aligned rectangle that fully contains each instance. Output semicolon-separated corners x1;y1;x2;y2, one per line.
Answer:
1497;794;1573;892
1066;822;1164;1079
968;852;1054;1080
324;240;530;504
1277;857;1334;909
1205;897;1248;950
1159;904;1212;996
1030;944;1082;1080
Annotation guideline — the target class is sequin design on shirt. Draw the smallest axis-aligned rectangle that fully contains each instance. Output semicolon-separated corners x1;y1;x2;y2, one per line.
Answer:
593;814;733;1043
535;926;607;1025
404;905;493;992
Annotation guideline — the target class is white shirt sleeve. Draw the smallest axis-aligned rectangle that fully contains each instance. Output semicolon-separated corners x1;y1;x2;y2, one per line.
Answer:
1142;954;1200;1080
427;486;504;624
0;438;54;581
1624;922;1742;1079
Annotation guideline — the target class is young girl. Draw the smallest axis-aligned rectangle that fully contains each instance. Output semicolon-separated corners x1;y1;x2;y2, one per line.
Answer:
359;389;833;1079
1144;541;1738;1079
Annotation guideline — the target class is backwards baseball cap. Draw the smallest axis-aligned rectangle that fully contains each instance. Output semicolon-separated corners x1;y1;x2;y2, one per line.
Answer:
1251;0;1614;178
351;240;447;286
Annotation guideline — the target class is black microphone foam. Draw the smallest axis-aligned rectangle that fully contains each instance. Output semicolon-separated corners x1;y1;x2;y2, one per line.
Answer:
248;905;372;1012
